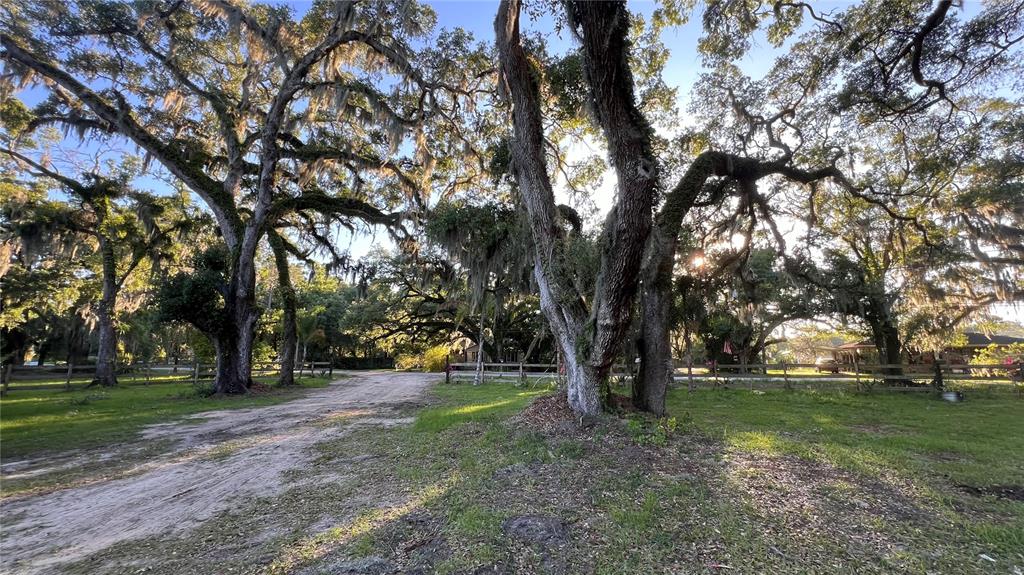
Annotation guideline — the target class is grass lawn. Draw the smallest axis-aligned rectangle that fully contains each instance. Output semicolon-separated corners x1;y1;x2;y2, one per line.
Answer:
0;377;331;460
312;384;1024;573
69;381;1023;574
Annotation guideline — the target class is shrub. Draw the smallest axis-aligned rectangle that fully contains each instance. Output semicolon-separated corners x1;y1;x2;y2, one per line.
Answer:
422;346;450;372
970;343;1024;376
253;340;276;364
395;346;451;372
174;383;216;399
394;354;421;371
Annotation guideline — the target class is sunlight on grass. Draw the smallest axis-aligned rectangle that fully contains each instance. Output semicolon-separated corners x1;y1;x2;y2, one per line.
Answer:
413;382;552;433
451;399;514;414
670;388;1024;485
727;431;784;455
266;475;457;574
811;414;838;426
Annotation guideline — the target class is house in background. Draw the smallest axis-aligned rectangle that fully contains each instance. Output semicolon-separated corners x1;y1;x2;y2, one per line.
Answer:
448;338;527;364
449;339;484;364
831;332;1024;365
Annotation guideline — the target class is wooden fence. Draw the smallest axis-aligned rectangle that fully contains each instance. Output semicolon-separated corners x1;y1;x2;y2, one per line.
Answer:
3;361;334;390
446;360;1024;394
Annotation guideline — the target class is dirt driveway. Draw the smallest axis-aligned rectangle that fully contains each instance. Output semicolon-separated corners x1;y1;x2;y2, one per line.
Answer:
0;371;436;575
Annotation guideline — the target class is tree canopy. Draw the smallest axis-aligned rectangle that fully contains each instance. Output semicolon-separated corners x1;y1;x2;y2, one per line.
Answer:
1;0;1020;414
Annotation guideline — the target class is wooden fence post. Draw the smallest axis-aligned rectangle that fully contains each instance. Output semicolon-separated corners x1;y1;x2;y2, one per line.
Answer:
445;355;451;385
193;358;199;386
687;358;694;392
1;362;11;396
932;358;944;391
1016;361;1023;399
782;361;790;391
854;359;861;391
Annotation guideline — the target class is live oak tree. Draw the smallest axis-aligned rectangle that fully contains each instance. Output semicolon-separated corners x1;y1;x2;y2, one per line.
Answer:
1;94;196;387
698;249;818;369
496;0;842;416
1;0;490;393
496;0;1023;416
424;200;534;381
0;182;91;390
4;154;195;388
801;107;1024;368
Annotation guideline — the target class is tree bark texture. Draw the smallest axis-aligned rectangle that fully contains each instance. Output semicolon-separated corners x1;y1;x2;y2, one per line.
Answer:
92;236;119;387
496;0;602;416
269;231;297;387
497;0;659;417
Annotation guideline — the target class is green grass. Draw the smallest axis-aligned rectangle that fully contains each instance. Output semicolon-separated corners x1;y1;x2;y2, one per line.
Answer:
667;388;1024;486
3;370;305;389
0;377;330;460
390;384;1023;573
49;381;1024;574
667;387;1024;564
413;383;551;433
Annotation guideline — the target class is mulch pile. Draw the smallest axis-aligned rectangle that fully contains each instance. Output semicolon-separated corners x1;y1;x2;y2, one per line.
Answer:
513;393;576;430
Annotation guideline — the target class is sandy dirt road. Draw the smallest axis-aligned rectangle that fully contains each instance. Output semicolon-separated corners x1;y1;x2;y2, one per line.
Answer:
0;371;436;575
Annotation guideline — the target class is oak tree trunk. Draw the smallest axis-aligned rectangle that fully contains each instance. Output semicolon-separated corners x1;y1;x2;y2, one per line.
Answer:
635;285;673;415
211;319;255;394
92;237;119;387
866;295;905;382
269;231;297;386
635;153;784;413
497;0;654;418
874;320;905;380
536;263;604;416
211;264;259;394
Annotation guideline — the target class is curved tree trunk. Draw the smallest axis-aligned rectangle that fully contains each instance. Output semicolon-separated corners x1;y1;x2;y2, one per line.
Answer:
634;153;807;413
496;0;654;417
92;236;119;387
535;263;604;417
268;231;297;387
635;156;720;415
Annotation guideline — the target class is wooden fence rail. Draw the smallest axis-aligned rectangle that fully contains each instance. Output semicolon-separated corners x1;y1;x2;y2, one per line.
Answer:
3;361;334;390
446;361;1023;394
